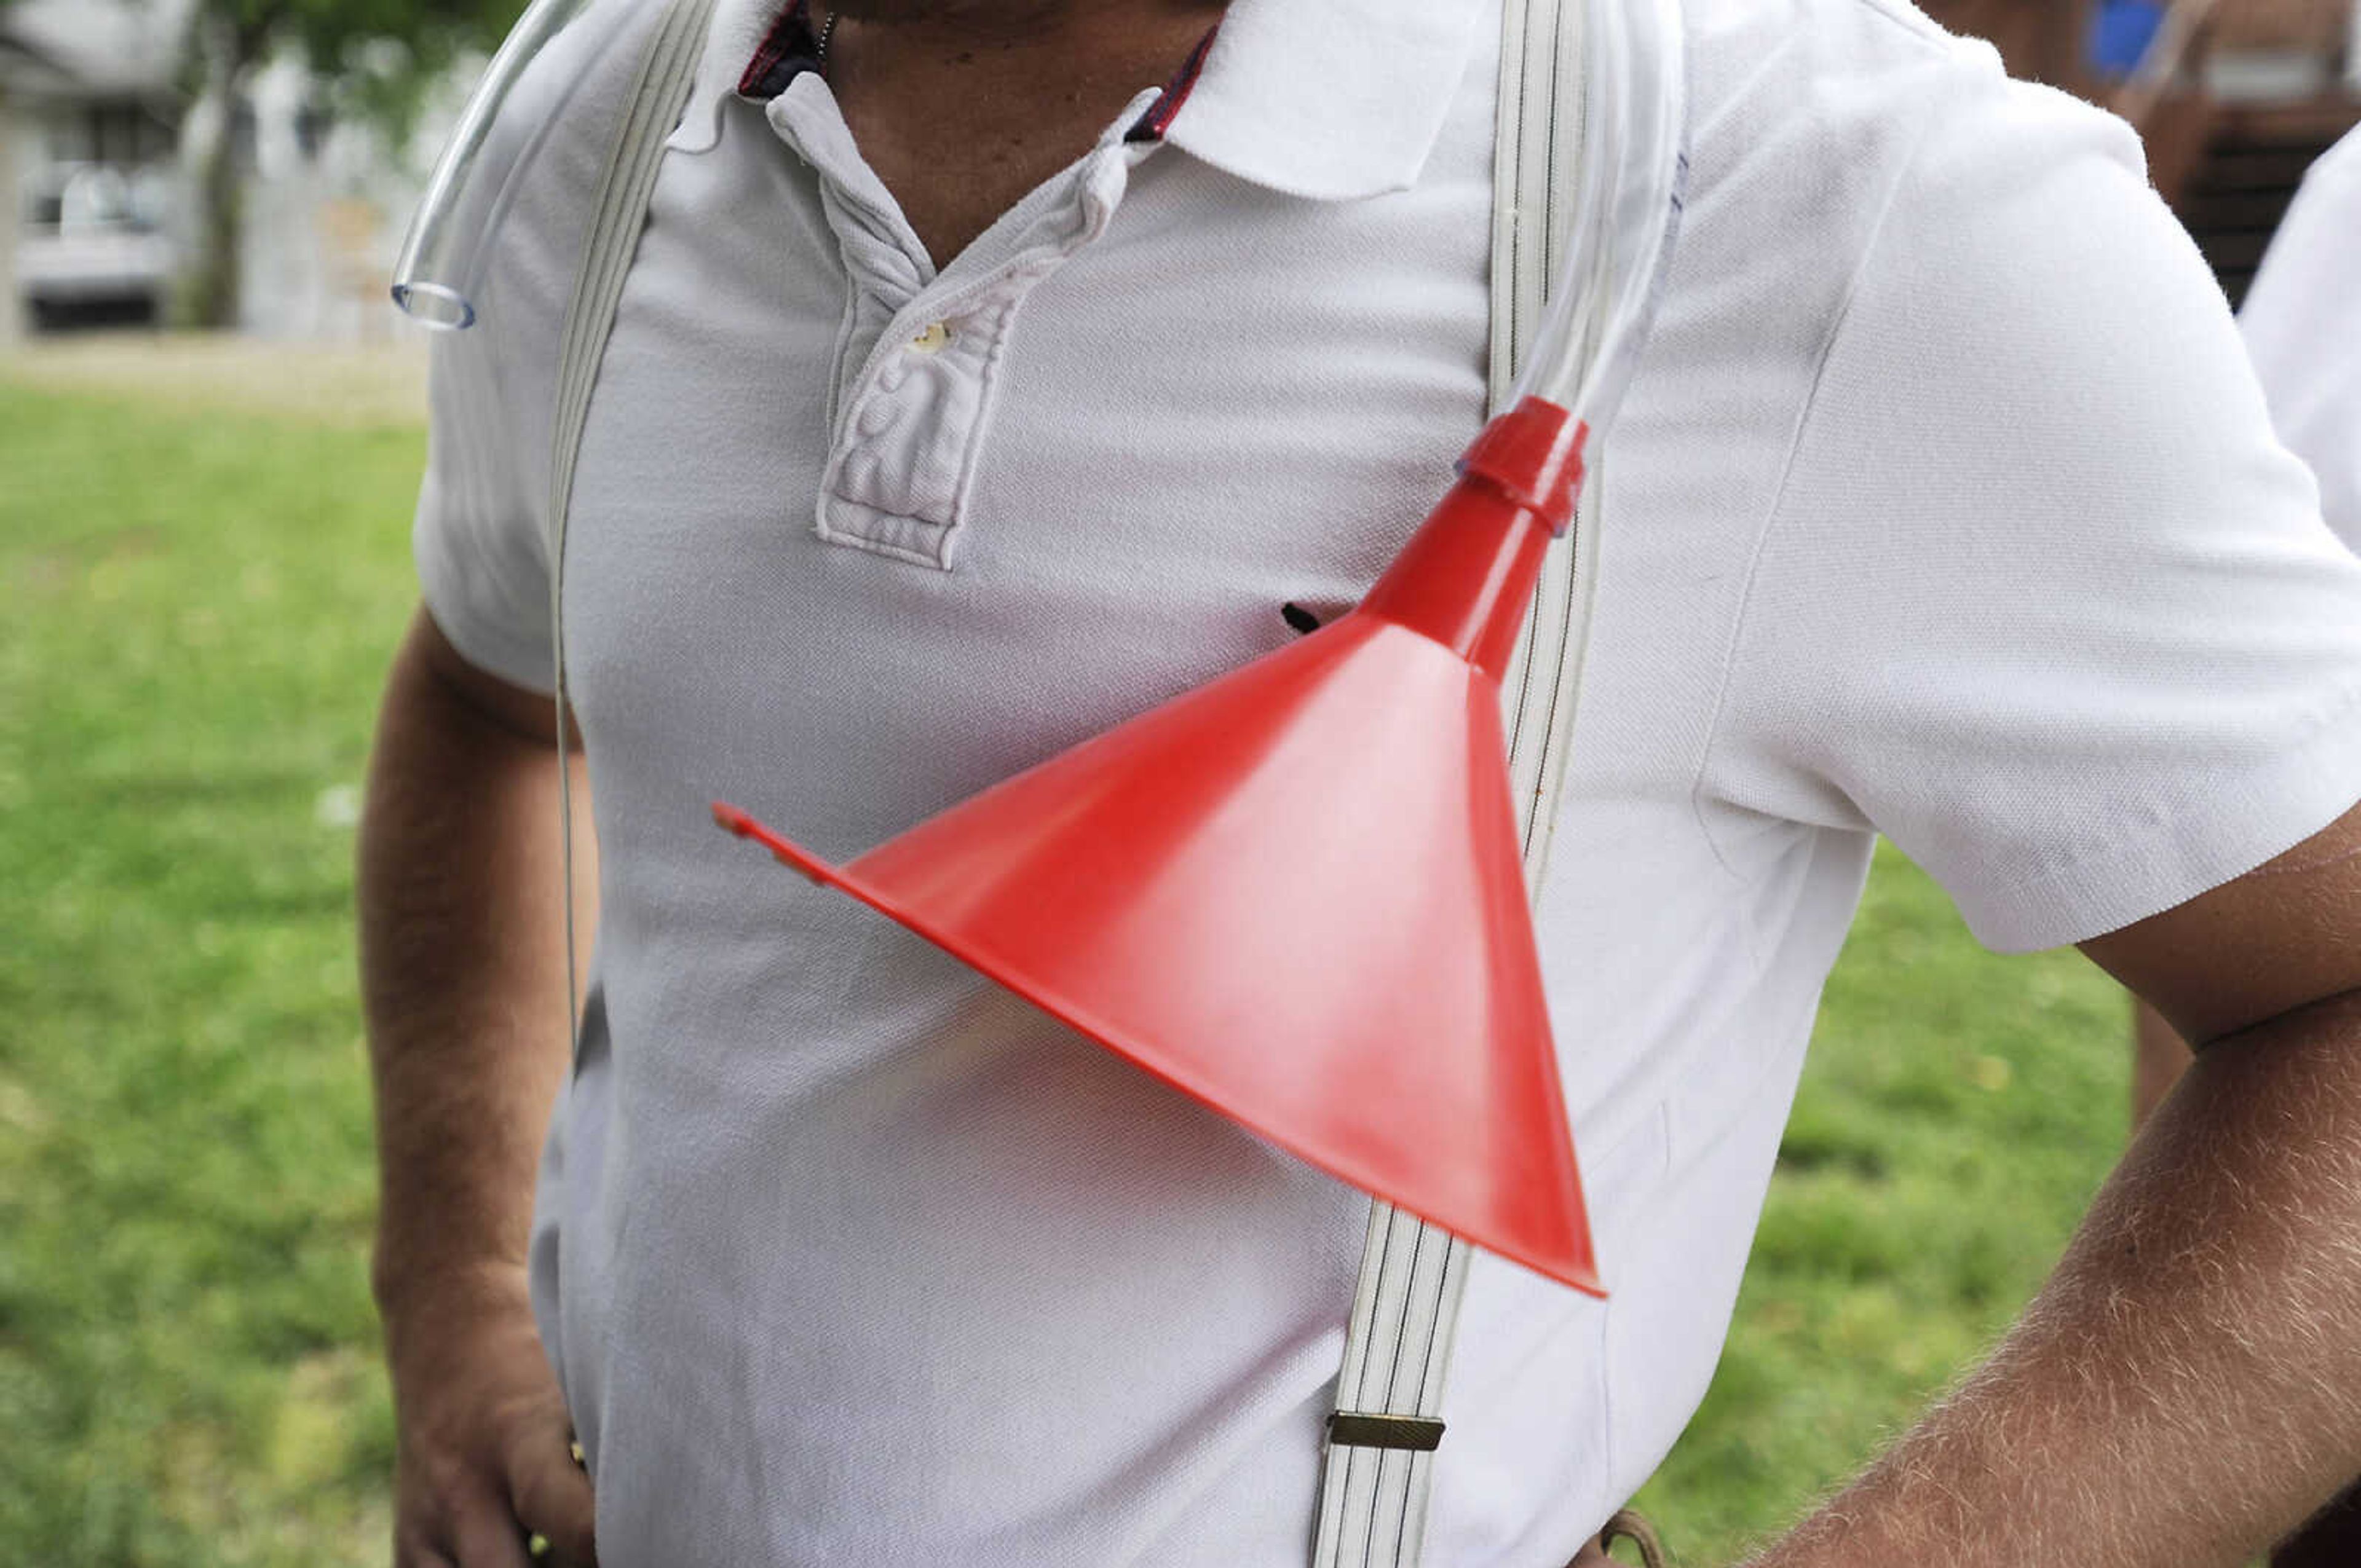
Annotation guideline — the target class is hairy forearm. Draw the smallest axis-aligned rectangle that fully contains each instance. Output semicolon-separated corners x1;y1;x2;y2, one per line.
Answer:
1748;990;2361;1568
358;613;593;1320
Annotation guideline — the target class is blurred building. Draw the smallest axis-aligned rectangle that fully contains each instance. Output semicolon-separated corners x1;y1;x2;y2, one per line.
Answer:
0;0;188;336
0;0;423;340
1922;0;2361;305
4;0;2355;340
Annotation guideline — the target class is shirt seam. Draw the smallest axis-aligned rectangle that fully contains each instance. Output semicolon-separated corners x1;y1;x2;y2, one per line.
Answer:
1682;91;1956;883
934;296;1027;568
811;505;951;567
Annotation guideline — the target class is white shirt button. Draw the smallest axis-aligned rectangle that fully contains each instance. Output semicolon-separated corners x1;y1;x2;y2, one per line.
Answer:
909;321;953;353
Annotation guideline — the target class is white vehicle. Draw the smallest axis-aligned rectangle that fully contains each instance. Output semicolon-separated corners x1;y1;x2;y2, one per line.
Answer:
18;160;177;326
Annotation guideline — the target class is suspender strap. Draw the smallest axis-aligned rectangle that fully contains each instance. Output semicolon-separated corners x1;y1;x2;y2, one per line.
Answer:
549;0;718;1054
1310;1;1589;1562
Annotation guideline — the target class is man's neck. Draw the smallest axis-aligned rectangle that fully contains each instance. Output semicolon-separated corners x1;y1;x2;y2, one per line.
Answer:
813;0;1226;266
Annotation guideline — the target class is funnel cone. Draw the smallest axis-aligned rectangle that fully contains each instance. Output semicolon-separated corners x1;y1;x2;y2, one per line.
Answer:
717;398;1601;1293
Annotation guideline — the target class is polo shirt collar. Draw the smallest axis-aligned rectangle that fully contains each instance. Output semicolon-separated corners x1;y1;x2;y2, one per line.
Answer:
669;0;796;154
676;0;1483;201
1161;0;1486;201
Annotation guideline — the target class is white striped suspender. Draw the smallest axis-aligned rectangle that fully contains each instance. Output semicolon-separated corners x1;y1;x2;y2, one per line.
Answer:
1310;1;1591;1562
549;0;718;1056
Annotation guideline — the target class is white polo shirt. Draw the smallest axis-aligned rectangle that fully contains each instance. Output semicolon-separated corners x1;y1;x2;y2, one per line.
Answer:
2240;126;2361;545
413;0;2361;1561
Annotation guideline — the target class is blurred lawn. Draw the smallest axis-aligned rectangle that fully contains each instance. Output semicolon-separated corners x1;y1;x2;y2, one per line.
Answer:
0;369;2130;1566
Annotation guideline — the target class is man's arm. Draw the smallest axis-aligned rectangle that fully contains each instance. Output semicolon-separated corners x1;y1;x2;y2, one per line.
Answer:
2129;135;2361;1141
1746;802;2361;1568
2130;999;2193;1129
360;605;598;1568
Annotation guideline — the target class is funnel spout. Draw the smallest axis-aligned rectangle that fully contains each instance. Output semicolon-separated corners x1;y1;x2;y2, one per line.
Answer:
1356;398;1589;684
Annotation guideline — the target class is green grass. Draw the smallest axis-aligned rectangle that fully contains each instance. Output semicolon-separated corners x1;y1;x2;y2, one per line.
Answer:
0;375;2134;1565
1628;858;2129;1558
2;382;419;1563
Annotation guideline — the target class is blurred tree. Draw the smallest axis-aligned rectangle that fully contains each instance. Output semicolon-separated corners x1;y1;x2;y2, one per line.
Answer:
179;0;527;327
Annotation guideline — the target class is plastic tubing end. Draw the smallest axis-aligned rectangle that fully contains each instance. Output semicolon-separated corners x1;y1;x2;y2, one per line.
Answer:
391;280;478;331
1454;398;1589;535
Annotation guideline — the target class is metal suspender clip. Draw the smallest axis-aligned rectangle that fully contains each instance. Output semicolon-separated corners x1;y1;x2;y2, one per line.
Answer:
1326;1413;1447;1454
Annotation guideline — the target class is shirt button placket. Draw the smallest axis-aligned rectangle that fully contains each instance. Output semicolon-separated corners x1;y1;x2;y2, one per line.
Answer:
820;143;1137;564
825;307;978;559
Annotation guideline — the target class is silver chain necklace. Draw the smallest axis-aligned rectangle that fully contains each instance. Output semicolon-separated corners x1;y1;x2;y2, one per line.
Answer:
815;7;840;74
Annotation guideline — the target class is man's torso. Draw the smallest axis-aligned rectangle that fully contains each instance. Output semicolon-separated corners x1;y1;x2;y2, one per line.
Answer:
406;0;2361;1558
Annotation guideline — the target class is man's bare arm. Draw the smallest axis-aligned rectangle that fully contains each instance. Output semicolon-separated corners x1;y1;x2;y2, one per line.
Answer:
1744;803;2361;1568
360;605;598;1567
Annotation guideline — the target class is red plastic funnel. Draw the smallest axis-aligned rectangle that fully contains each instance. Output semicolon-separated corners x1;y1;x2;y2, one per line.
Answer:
716;398;1601;1293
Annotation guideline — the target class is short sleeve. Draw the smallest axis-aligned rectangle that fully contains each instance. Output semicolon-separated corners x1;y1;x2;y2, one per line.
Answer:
2239;129;2361;551
406;0;670;698
414;324;559;695
1699;65;2361;953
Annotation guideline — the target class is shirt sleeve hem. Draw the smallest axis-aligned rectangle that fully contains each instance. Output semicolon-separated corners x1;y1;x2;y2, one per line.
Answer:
1955;684;2361;954
416;543;561;699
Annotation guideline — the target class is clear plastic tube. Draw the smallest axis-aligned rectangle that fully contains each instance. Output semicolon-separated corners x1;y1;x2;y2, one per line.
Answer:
1513;0;1688;441
389;0;632;329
